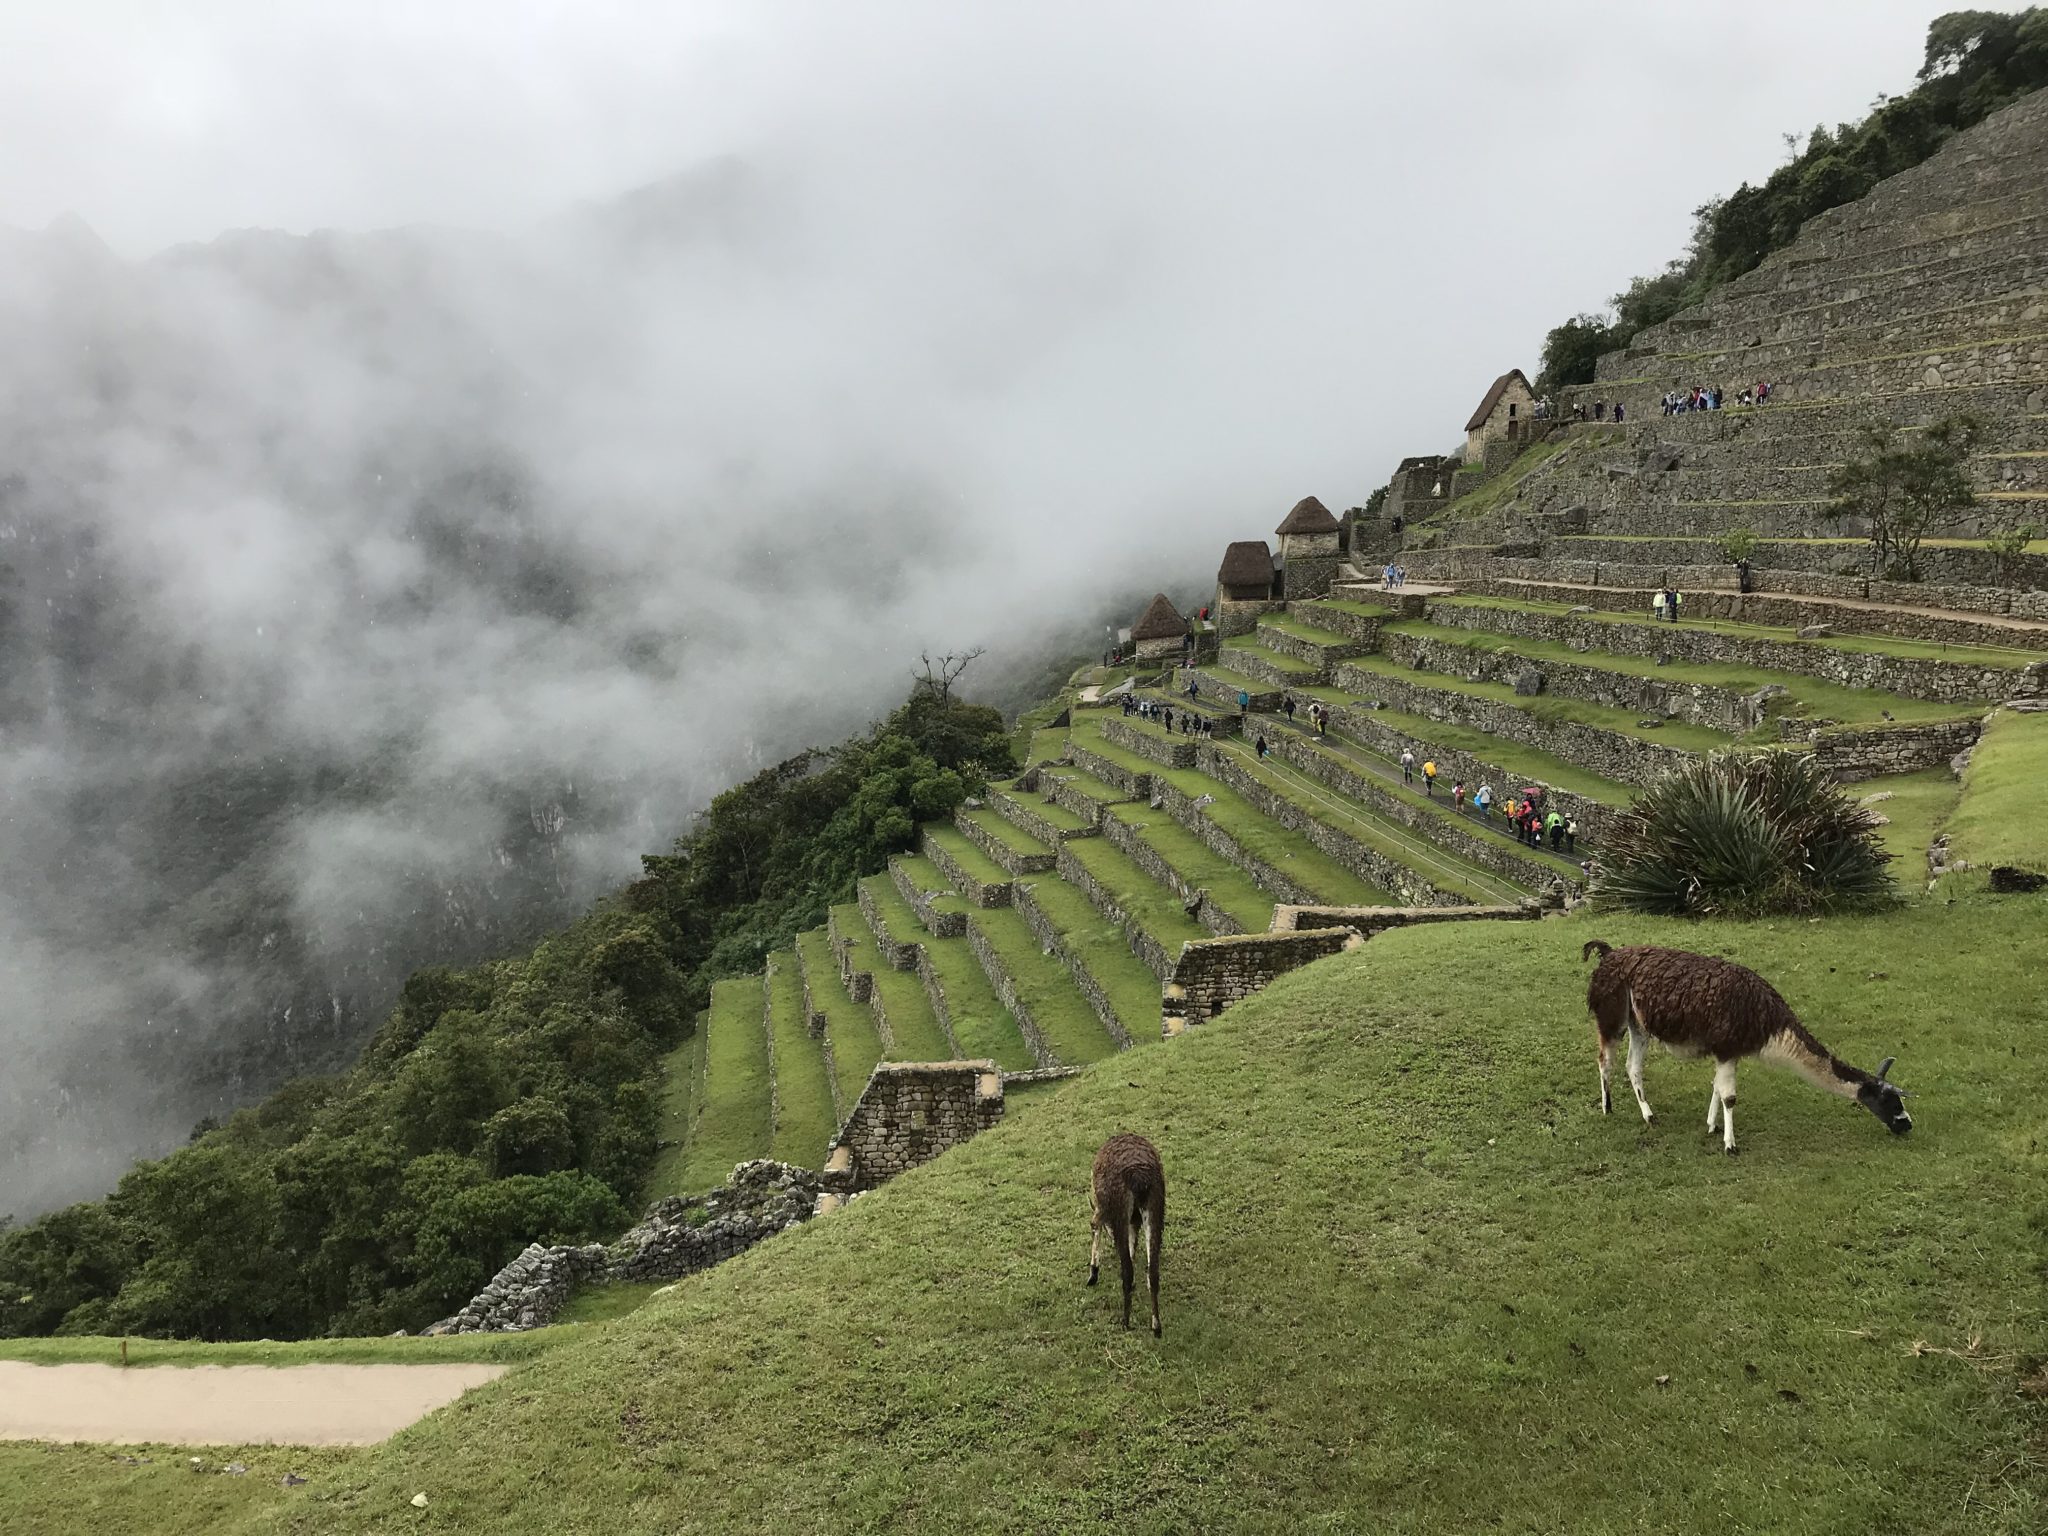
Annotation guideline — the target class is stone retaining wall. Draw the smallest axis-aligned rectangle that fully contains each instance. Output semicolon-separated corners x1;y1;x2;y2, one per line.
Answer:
1189;666;1286;712
1326;666;1697;788
960;917;1057;1065
995;786;1098;843
1011;880;1136;1050
1807;716;1984;780
1038;770;1121;827
1066;738;1155;798
827;1063;1005;1192
857;880;921;969
1255;621;1366;668
890;856;967;939
1220;646;1324;690
1099;717;1195;770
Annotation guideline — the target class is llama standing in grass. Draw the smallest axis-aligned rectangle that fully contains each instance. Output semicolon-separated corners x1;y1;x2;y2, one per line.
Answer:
1582;940;1912;1154
1087;1133;1165;1337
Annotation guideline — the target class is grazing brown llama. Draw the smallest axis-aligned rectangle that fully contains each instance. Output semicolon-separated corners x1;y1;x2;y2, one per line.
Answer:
1087;1133;1165;1336
1581;940;1911;1154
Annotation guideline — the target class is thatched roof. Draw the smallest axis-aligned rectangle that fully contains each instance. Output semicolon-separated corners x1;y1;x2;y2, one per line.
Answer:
1217;540;1273;588
1130;592;1186;641
1464;369;1532;432
1274;496;1339;536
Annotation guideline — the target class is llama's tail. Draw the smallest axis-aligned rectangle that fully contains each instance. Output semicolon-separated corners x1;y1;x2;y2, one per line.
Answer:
1581;939;1614;963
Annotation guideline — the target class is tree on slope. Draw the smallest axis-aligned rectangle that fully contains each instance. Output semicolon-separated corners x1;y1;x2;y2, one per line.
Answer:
1824;416;1980;581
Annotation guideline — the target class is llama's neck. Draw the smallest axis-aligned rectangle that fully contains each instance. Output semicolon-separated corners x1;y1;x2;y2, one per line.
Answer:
1761;1024;1866;1099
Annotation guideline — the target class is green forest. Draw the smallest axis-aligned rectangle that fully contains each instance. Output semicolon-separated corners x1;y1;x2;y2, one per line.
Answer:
1537;8;2048;390
0;685;1014;1341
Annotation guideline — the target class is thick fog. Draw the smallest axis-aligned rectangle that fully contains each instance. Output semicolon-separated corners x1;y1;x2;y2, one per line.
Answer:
0;2;1956;1213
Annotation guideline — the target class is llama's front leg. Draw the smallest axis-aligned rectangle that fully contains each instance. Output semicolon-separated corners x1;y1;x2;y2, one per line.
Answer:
1706;1077;1722;1135
1598;1036;1613;1114
1087;1190;1102;1285
1714;1059;1738;1154
1626;1026;1655;1123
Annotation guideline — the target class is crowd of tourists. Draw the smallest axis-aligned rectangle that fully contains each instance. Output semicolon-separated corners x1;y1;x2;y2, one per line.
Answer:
1123;692;1218;738
1660;379;1771;414
1380;563;1408;590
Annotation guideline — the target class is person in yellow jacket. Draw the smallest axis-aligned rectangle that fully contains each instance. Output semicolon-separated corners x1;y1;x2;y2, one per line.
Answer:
1422;759;1438;796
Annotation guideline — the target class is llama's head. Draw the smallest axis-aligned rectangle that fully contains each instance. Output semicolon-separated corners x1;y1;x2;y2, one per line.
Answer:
1855;1056;1912;1136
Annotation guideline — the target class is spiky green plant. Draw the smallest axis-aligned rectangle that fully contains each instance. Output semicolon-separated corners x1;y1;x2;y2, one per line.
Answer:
1595;752;1895;917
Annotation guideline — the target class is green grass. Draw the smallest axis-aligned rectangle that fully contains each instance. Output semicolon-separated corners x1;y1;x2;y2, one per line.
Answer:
1101;805;1276;932
961;806;1053;859
1289;688;1637;804
764;950;836;1166
640;1026;701;1204
891;853;953;898
1943;707;2048;876
1338;652;1735;753
1382;618;1980;728
1011;697;1072;761
912;926;1037;1071
1012;875;1167;1043
1434;594;2041;670
1058;835;1211;956
795;928;884;1116
965;906;1124;1064
554;1279;671;1326
221;898;2048;1535
668;976;772;1197
1038;764;1128;805
1023;724;1072;765
924;824;1010;888
993;785;1089;834
1855;768;1965;875
1196;663;1275;699
0;1331;568;1367
2;1442;357;1536
1296;596;1394;620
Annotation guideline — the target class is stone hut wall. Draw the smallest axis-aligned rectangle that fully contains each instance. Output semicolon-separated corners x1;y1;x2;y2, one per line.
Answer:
827;1061;1005;1192
1278;530;1340;600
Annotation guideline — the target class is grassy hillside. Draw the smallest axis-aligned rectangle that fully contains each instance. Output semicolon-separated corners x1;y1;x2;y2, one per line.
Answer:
96;892;2029;1536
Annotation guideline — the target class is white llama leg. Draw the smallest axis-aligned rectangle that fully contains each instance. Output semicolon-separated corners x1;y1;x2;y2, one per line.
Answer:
1598;1037;1613;1114
1626;1026;1654;1123
1714;1059;1739;1154
1706;1078;1722;1134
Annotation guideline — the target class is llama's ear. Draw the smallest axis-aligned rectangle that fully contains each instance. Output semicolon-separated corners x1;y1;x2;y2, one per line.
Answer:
1874;1056;1895;1084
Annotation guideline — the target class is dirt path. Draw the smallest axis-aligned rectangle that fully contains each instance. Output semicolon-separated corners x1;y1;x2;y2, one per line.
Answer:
0;1361;508;1446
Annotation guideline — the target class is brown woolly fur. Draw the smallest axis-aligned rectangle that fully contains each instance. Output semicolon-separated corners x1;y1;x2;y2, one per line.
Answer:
1087;1132;1165;1337
1581;941;1911;1151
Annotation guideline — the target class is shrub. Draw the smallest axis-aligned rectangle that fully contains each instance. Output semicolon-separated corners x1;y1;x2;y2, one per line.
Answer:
1596;753;1895;918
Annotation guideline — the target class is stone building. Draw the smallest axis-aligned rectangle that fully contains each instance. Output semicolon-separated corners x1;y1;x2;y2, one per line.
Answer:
1463;369;1536;459
1274;496;1341;600
1213;539;1277;636
1129;592;1188;659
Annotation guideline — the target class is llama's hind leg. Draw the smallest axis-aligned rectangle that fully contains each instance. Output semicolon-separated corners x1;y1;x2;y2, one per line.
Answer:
1625;1023;1655;1124
1115;1215;1137;1329
1597;1033;1613;1114
1714;1059;1738;1155
1143;1196;1163;1339
1087;1209;1101;1286
1705;1077;1722;1135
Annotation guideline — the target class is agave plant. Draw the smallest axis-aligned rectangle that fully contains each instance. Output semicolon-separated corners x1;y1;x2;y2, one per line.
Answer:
1596;752;1895;917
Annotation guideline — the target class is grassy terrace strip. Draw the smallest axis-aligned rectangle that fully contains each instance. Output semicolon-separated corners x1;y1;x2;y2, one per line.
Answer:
1943;707;2048;876
839;898;953;1062
967;905;1123;1064
1101;803;1277;932
1286;685;1637;804
670;976;772;1195
640;1024;701;1202
796;927;882;1117
1381;618;1980;727
911;928;1037;1071
961;805;1053;859
1039;763;1128;804
232;898;2048;1534
1281;727;1586;881
0;1331;568;1367
1009;874;1163;1042
764;952;835;1168
1222;638;1321;675
890;852;954;898
1257;616;1362;647
1213;740;1524;905
1023;724;1071;765
1433;594;2043;670
992;784;1089;833
1060;828;1216;954
1089;709;1400;905
1337;653;1734;753
1857;767;1964;872
922;823;1010;887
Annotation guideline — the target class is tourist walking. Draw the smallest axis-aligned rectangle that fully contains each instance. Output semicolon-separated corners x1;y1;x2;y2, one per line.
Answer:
1565;818;1578;854
1422;759;1438;797
1451;780;1465;813
1255;735;1270;760
1400;748;1415;786
1546;809;1563;850
1284;698;1297;723
1475;782;1492;818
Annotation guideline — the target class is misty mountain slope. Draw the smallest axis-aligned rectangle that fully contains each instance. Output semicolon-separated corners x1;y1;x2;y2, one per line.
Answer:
0;161;1165;1218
